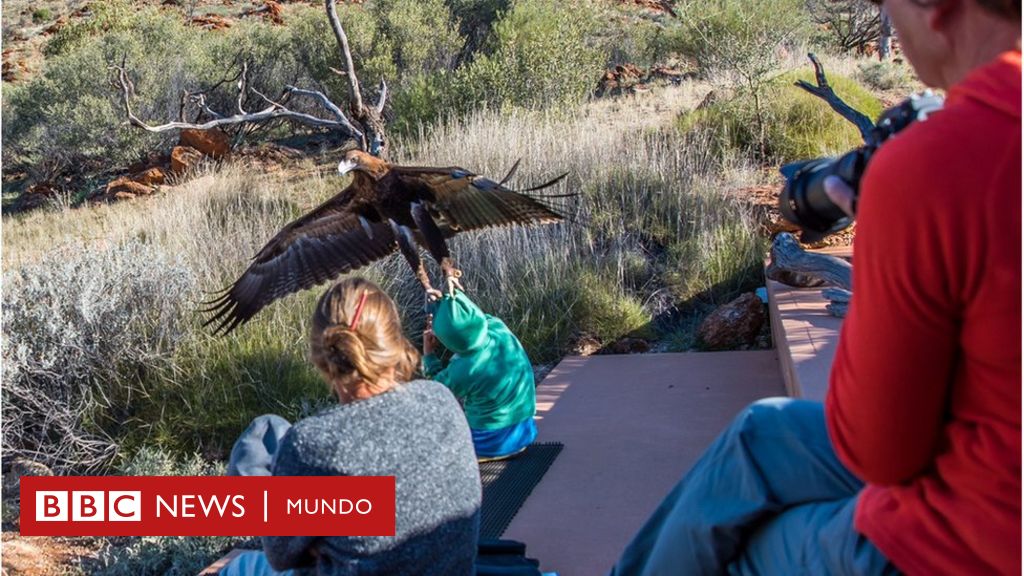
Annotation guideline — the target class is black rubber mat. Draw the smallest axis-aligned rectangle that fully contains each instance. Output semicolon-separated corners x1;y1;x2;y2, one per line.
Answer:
479;442;564;539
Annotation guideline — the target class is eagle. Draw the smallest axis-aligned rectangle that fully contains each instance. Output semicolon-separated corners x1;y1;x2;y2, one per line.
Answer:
203;149;568;334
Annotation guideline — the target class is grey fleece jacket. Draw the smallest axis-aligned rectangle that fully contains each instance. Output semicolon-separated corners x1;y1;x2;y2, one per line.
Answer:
262;380;481;575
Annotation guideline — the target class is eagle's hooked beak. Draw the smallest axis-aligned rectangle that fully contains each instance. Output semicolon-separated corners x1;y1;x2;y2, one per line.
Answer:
337;158;359;177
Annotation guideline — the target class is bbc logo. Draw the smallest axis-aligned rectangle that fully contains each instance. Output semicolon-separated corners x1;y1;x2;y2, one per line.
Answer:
36;491;141;522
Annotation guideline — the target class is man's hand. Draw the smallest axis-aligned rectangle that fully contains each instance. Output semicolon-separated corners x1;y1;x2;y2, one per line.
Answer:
824;175;856;218
423;314;438;356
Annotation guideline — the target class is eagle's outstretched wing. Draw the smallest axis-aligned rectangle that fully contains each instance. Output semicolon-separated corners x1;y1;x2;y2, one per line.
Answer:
203;191;397;334
204;160;571;335
393;165;569;234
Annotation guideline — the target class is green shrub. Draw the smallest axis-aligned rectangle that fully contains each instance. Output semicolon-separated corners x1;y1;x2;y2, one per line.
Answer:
453;0;605;111
857;60;918;92
31;7;53;23
289;3;396;107
118;446;225;476
673;0;810;85
2;240;195;473
805;0;881;55
667;0;812;155
374;0;463;80
91;448;234;576
4;8;314;181
679;70;882;163
599;7;681;68
43;0;136;57
390;72;454;135
289;0;461;122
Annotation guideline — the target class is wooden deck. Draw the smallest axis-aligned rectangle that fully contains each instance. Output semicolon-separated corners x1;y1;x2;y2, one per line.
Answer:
502;351;786;575
766;245;851;402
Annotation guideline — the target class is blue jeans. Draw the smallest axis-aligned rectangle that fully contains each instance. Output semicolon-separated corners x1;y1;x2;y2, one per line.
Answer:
220;551;297;576
611;398;900;576
227;414;291;477
473;418;537;459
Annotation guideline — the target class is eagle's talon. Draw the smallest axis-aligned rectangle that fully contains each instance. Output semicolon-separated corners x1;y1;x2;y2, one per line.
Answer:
445;275;464;296
426;288;443;301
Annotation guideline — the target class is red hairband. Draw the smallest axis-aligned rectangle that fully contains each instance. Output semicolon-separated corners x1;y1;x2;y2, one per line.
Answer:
349;291;369;330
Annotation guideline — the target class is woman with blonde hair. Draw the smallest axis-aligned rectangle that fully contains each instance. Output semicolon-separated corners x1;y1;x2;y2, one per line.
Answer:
223;277;481;576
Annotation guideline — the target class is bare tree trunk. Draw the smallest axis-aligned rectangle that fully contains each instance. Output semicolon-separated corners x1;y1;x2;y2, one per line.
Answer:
879;10;893;60
116;0;391;159
793;53;875;140
325;0;389;157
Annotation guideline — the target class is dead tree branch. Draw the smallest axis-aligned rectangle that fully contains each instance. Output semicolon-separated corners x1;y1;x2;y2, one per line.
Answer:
114;63;364;138
767;233;853;317
116;1;390;156
794;53;875;140
324;0;388;156
326;0;363;115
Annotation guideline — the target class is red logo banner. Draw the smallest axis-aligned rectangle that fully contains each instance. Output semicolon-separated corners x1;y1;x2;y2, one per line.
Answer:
20;476;396;537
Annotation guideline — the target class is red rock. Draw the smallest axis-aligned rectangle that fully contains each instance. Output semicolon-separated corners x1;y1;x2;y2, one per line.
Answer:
170;145;204;175
189;15;232;30
265;0;284;24
572;335;602;357
132;167;166;186
179;128;231;158
15;183;59;211
698;293;766;350
106;176;155;198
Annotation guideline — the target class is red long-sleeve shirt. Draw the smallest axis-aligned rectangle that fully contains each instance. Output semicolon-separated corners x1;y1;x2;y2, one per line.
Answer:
826;51;1021;575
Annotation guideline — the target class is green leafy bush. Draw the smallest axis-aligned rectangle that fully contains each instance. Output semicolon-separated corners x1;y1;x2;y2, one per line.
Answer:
375;0;463;80
389;72;454;135
673;0;810;85
91;448;234;576
288;0;462;116
43;0;136;57
289;3;397;107
857;60;918;92
666;0;812;156
453;0;605;111
31;7;53;23
599;7;682;68
4;8;318;182
679;70;882;162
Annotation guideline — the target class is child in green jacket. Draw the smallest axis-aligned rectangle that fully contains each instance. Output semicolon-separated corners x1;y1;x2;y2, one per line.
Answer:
422;290;537;461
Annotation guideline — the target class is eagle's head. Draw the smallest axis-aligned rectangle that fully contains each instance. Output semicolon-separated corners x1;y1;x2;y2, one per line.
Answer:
338;149;389;180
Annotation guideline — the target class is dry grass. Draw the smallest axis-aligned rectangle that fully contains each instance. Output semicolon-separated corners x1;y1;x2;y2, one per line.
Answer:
2;80;773;469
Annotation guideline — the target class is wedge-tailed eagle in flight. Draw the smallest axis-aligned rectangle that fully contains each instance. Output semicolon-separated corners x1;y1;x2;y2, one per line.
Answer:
203;149;568;334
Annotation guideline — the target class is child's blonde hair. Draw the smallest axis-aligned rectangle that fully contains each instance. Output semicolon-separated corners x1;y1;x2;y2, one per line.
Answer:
309;278;419;394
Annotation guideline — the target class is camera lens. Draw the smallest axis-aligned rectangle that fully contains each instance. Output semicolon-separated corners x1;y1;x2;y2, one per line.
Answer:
779;153;859;243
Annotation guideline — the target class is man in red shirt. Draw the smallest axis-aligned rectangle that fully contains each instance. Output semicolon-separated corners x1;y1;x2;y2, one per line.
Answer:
612;1;1020;574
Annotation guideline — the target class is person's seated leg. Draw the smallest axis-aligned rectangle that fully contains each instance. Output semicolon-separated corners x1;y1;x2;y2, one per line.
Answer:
473;418;537;462
227;414;292;477
219;550;298;576
611;397;864;576
726;497;898;575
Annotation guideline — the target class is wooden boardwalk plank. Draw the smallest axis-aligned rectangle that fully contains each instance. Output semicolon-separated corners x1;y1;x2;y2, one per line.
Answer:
503;351;786;576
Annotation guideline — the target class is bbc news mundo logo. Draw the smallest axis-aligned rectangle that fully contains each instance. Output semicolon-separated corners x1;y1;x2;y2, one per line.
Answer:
36;491;142;522
21;476;395;537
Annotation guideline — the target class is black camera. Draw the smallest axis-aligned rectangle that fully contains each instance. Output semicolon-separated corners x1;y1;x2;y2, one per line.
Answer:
779;91;944;243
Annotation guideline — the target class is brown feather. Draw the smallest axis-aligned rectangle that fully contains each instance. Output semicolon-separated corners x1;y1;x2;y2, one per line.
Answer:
204;152;569;334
